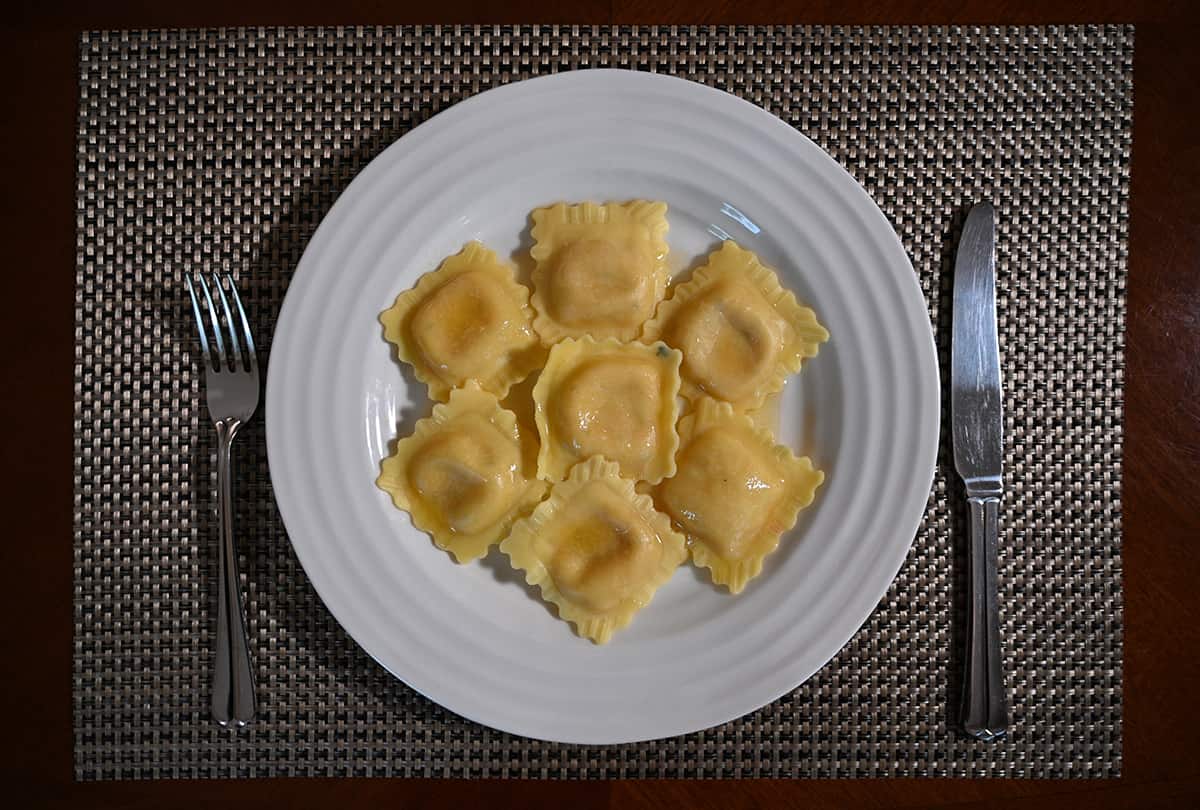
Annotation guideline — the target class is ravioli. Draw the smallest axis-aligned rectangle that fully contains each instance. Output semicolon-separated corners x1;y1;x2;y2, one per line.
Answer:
500;456;687;644
380;241;543;401
529;201;670;343
656;397;824;593
377;383;548;563
641;240;829;411
533;337;682;484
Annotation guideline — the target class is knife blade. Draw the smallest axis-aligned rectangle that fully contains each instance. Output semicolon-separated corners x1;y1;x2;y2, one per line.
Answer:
952;202;1003;488
951;201;1008;742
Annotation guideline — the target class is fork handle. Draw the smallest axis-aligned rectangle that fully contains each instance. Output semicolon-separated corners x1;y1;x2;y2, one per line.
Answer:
212;419;257;726
961;492;1007;741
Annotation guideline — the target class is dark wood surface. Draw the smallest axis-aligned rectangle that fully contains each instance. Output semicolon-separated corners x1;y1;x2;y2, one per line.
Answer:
3;1;1198;807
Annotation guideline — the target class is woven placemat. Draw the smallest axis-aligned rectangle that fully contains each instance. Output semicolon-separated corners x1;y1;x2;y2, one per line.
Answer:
73;24;1128;779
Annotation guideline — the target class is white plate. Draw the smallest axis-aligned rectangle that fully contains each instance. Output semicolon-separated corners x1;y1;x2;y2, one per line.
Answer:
266;70;939;744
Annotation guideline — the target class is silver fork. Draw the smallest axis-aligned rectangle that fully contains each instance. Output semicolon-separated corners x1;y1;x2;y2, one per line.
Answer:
185;273;259;727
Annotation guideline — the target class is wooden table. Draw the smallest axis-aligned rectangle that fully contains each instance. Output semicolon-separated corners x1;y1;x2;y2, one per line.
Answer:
4;1;1197;807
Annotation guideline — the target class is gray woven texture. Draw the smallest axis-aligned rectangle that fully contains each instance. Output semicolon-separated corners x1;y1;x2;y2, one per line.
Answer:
74;25;1127;779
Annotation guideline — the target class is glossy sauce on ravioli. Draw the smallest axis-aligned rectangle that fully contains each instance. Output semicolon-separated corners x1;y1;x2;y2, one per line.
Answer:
380;242;542;401
641;240;829;412
533;337;682;484
407;413;523;536
658;425;783;560
380;211;832;633
663;279;784;404
539;481;663;612
551;355;663;477
409;270;528;386
543;238;656;330
529;201;670;343
376;384;546;563
654;397;824;593
499;456;688;644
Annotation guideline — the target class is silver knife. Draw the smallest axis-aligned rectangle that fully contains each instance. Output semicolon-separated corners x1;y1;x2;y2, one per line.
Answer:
951;202;1008;742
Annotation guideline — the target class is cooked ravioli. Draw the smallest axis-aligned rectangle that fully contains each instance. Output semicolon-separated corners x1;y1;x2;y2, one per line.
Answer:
533;337;682;484
380;242;543;401
500;456;687;644
377;383;548;563
642;240;829;411
656;397;824;593
529;201;670;342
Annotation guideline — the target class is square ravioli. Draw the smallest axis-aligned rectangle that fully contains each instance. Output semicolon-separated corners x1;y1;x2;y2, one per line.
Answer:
380;241;544;401
641;240;829;411
377;383;548;563
500;456;687;644
530;200;670;342
533;337;682;484
655;397;825;593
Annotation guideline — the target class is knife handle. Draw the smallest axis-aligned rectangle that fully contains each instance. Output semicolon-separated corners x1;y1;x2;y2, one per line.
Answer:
962;491;1008;741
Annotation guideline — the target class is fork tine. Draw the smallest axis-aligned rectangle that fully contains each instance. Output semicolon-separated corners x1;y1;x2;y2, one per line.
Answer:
225;273;257;371
197;274;228;371
184;275;214;369
211;273;243;371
